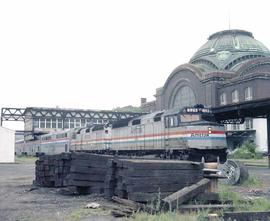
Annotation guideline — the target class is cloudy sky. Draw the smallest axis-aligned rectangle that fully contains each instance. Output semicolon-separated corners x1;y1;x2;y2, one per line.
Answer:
1;0;270;129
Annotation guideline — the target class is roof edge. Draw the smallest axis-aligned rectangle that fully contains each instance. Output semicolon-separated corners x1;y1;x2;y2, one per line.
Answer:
208;29;253;40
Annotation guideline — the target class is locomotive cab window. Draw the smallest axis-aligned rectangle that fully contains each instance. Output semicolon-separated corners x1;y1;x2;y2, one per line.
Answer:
154;116;161;122
132;119;141;125
153;112;163;122
165;115;179;128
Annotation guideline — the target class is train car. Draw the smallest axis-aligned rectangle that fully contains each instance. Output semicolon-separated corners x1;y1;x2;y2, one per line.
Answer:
71;124;111;151
15;139;41;156
108;107;227;162
72;106;227;162
39;131;71;155
16;106;227;162
15;129;77;156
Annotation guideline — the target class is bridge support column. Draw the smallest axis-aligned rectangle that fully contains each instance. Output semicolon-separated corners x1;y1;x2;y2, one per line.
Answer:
267;116;270;169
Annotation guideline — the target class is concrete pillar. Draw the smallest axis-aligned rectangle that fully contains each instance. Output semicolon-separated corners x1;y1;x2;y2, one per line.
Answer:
267;116;270;169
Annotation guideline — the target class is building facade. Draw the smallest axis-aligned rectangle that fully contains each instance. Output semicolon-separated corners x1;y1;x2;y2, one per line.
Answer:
0;127;15;163
141;30;270;151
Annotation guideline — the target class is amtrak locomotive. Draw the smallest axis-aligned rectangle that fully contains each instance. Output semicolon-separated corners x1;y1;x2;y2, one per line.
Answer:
16;106;227;162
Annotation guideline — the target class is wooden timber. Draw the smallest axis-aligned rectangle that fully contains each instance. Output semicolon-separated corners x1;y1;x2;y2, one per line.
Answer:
162;178;210;209
223;211;270;221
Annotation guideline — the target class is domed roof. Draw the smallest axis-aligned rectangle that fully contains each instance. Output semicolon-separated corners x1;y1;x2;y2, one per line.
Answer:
190;29;270;72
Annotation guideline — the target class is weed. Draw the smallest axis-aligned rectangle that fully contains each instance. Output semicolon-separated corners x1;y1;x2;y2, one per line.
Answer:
229;141;263;159
69;207;110;221
246;198;270;211
218;184;244;207
130;211;208;221
241;176;263;188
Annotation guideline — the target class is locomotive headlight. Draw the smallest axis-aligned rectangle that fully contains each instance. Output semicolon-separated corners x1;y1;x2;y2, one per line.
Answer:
208;127;212;134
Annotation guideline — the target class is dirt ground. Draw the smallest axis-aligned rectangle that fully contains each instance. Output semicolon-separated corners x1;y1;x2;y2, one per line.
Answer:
229;166;270;199
0;157;120;221
1;158;270;221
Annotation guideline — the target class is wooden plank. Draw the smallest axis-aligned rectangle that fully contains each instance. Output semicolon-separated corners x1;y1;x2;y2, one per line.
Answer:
179;204;234;212
71;160;109;168
112;196;156;213
66;179;104;187
122;175;203;185
223;211;270;221
71;162;109;169
59;153;71;160
111;208;133;218
126;183;192;193
70;166;107;174
162;178;210;209
116;159;203;170
67;173;106;182
128;192;172;202
119;169;203;177
112;196;142;209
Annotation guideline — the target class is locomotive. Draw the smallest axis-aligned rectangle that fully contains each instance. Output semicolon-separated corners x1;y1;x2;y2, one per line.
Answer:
15;106;228;162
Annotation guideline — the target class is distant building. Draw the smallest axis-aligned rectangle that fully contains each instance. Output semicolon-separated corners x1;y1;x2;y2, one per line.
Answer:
0;127;15;163
141;30;270;151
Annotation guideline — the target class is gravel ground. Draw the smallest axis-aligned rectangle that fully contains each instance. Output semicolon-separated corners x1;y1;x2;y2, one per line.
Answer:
1;158;270;221
223;166;270;199
0;158;119;221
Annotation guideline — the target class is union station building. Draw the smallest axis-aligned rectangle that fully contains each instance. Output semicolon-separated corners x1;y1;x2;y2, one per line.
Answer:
141;29;270;151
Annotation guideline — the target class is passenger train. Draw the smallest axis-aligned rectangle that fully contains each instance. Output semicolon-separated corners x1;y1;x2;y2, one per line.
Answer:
15;106;228;162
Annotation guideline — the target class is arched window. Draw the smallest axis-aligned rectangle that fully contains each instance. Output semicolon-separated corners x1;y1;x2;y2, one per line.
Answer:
232;90;239;103
172;86;196;109
245;87;252;101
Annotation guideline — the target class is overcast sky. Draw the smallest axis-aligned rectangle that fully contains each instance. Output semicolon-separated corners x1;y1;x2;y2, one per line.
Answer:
1;0;270;129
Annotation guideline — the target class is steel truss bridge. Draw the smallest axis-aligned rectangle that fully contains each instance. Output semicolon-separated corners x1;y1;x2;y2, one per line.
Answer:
1;107;145;136
1;107;144;123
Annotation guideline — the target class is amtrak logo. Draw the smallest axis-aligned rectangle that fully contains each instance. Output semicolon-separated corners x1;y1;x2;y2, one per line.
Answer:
190;133;209;137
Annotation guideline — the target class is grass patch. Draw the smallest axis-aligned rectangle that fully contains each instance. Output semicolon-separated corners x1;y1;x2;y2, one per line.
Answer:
129;185;270;221
130;182;270;221
219;183;270;212
246;198;270;211
229;151;264;160
228;141;263;159
69;207;110;221
218;184;244;208
15;155;37;164
241;176;263;188
129;211;209;221
70;208;91;220
232;158;268;167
